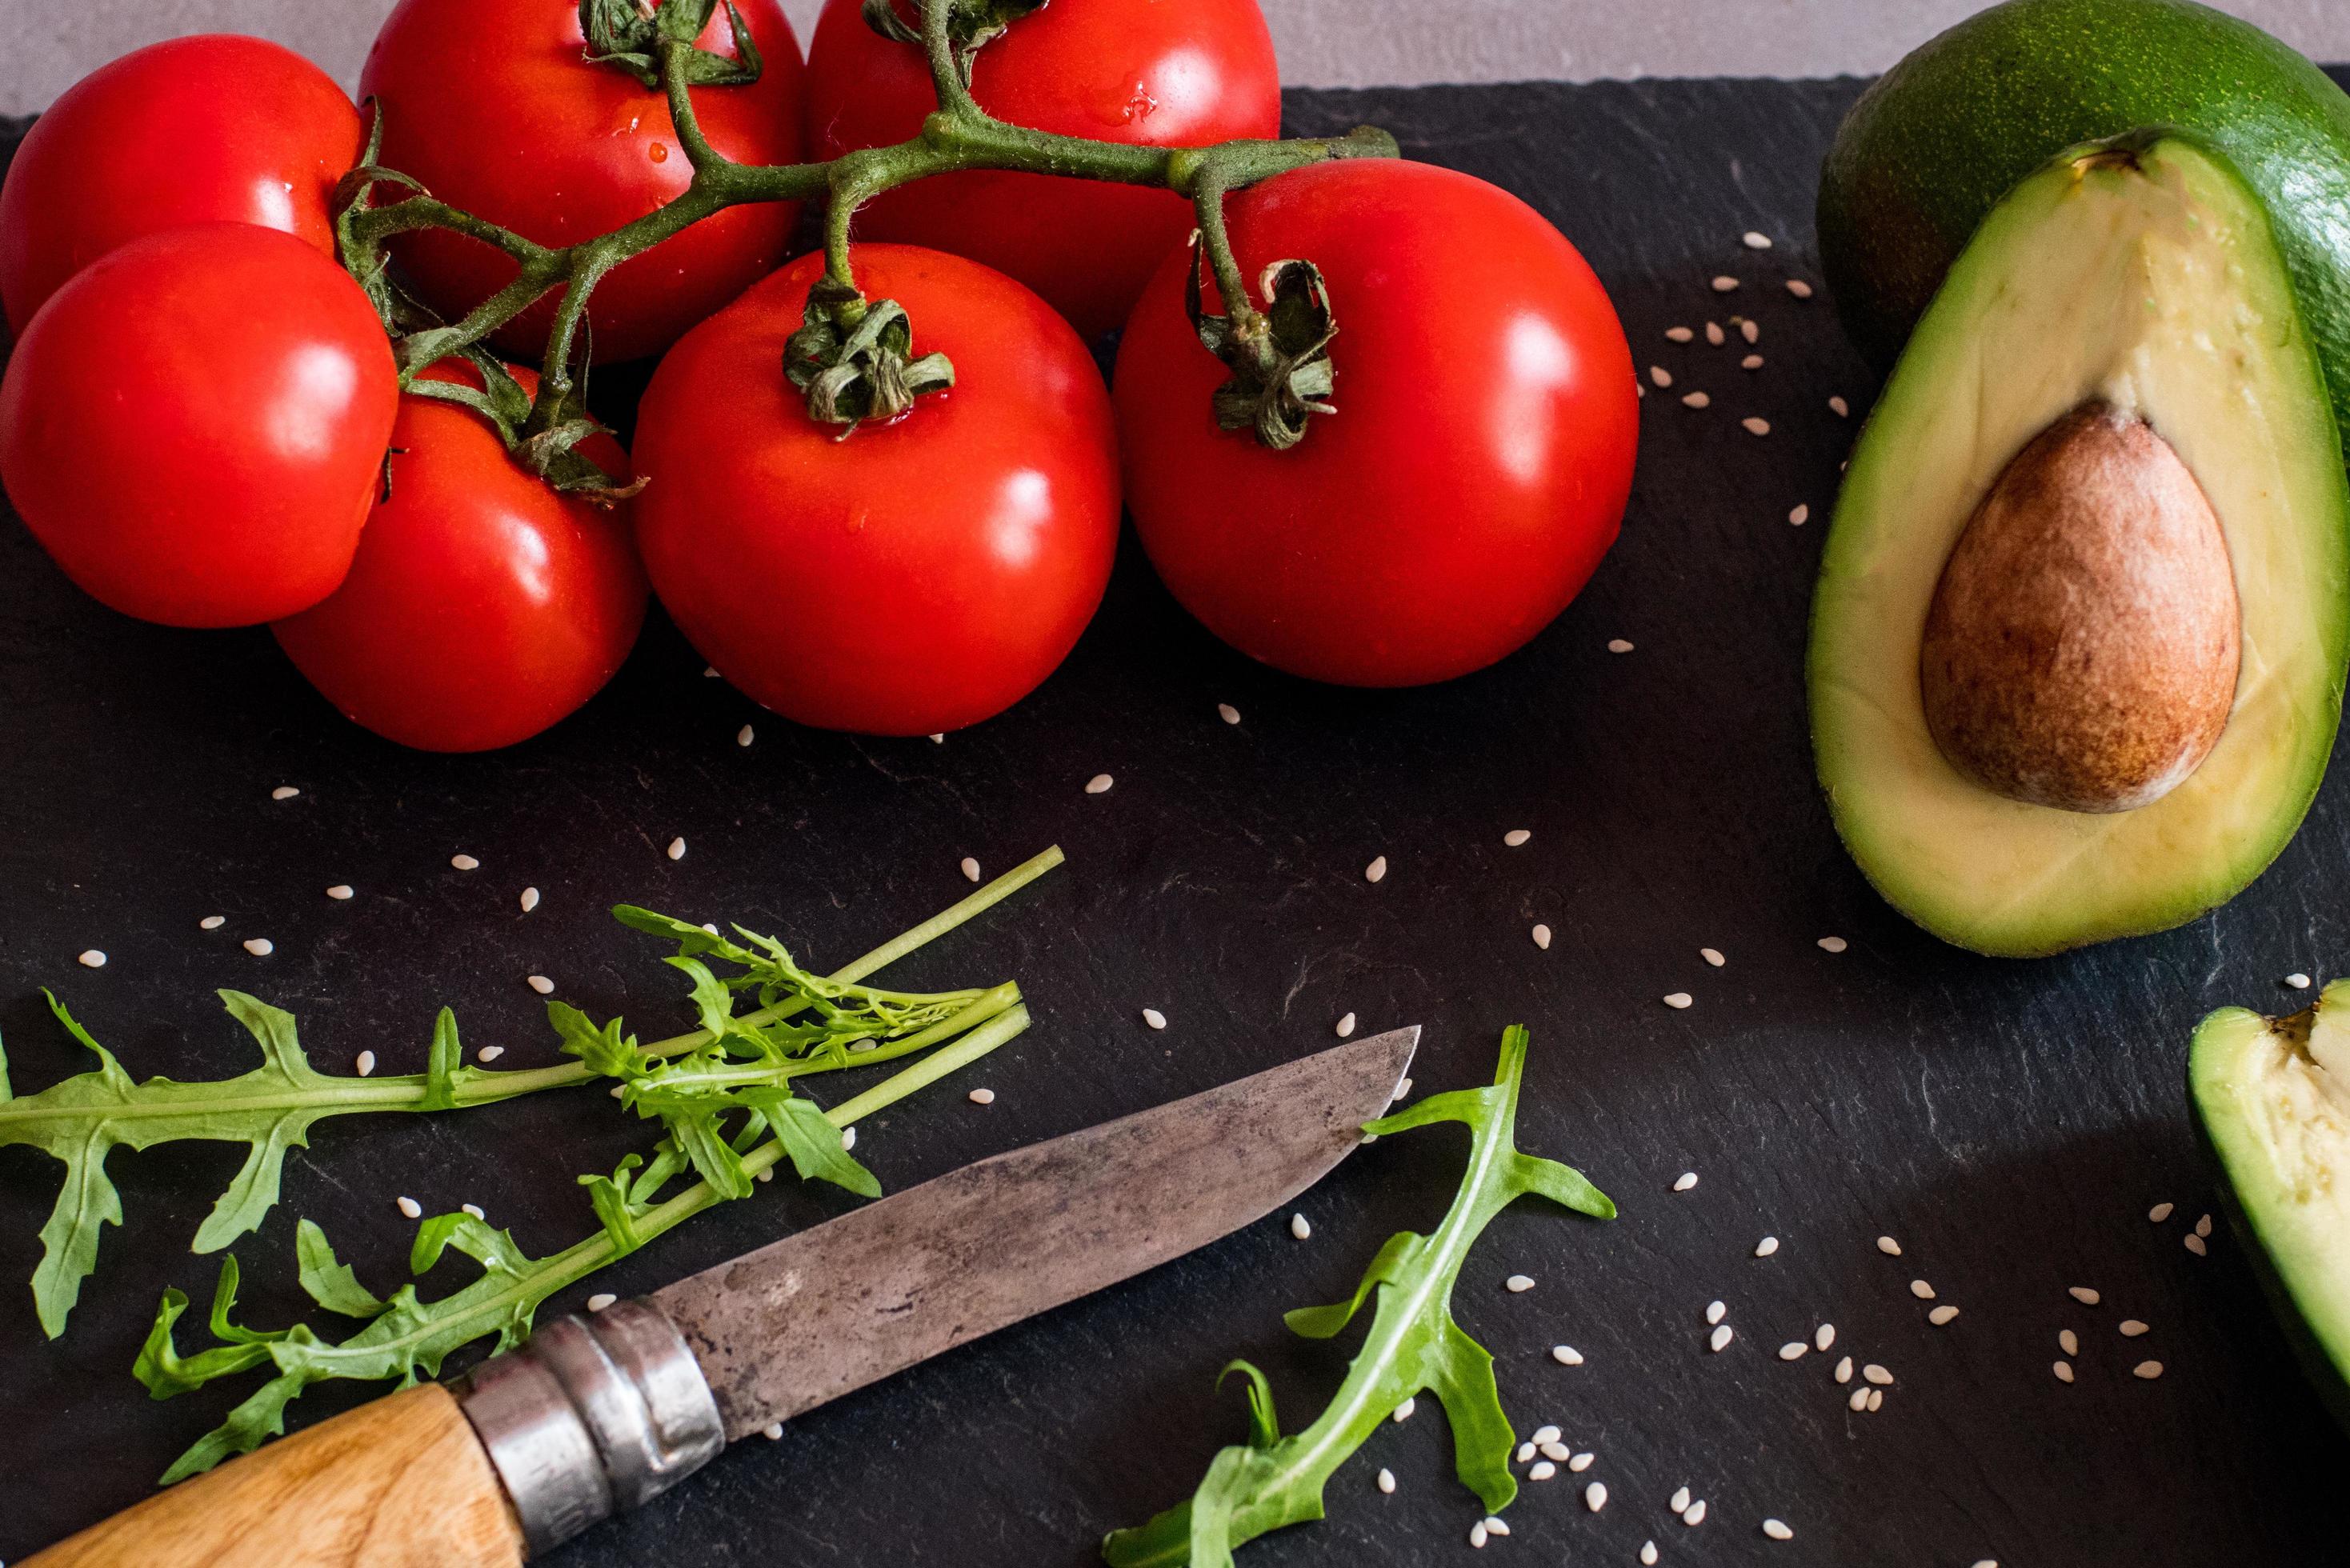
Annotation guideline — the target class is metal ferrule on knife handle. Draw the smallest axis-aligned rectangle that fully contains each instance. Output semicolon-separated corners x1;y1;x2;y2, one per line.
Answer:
456;1298;726;1556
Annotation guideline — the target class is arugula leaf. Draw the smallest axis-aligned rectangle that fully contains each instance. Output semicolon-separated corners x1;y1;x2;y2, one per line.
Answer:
1101;1026;1615;1568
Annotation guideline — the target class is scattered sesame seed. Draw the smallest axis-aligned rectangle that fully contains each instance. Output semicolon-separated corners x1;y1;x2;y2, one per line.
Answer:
1607;638;1635;654
587;1293;617;1312
960;857;982;883
1680;390;1711;409
1973;1562;1998;1568
2184;1233;2208;1256
1816;1323;1835;1351
397;1196;422;1219
478;1046;505;1062
1532;1425;1561;1445
1862;1364;1892;1386
1877;1235;1901;1256
666;837;687;861
1568;1451;1594;1472
355;1051;376;1077
2055;1360;2075;1383
2060;1330;2079;1356
519;886;540;913
1395;1078;1413;1098
1552;1344;1583;1365
1664;992;1694;1010
1828;395;1850;418
703;666;720;678
1763;1519;1793;1542
2196;1213;2212;1238
1377;1467;1396;1494
1704;321;1726;346
2069;1286;2101;1306
1336;1011;1358;1038
1469;1522;1488;1549
1778;1342;1808;1361
1650;365;1674;387
243;938;274;956
200;915;226;930
929;733;945;743
1834;1355;1852;1383
1867;1388;1884;1412
2133;1360;2164;1379
1700;947;1725;967
1787;278;1815;298
763;1422;784;1441
1742;231;1772;250
1788;504;1810;526
736;724;755;747
1667;326;1695;342
1517;1442;1537;1463
1929;1305;1960;1326
1674;1171;1699;1192
1142;1008;1167;1030
1683;1499;1707;1526
1216;702;1242;726
1529;1460;1557;1482
1711;276;1739;293
756;1166;774;1182
1585;1481;1608;1512
1848;1385;1870;1410
1816;936;1848;953
462;1203;486;1220
2288;972;2313;989
1291;1212;1311;1241
1519;922;1548;953
1503;828;1531;846
324;884;355;902
76;950;106;968
1741;417;1772;437
1910;1279;1936;1300
272;786;300;801
519;973;554;996
969;1087;995;1106
1486;1517;1509;1538
841;1126;856;1150
451;854;479;870
2120;1319;2149;1338
1754;1236;1779;1258
1365;854;1388;883
1506;1274;1536;1294
1085;773;1114;794
1642;1543;1659;1566
1710;1325;1734;1352
1393;1397;1416;1422
2148;1202;2174;1222
1671;1486;1691;1513
1741;354;1764;370
1705;1300;1725;1325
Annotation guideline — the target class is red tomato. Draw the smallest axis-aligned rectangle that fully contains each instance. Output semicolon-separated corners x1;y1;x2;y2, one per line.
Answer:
271;363;647;752
1114;159;1638;687
803;0;1279;339
633;245;1118;734
0;224;398;628
0;34;362;336
361;0;807;364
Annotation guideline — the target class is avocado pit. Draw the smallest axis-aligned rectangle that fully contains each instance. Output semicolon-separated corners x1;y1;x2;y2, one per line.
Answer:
1919;401;2240;814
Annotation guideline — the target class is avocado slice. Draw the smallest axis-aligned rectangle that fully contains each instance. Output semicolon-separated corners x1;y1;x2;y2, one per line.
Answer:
1817;0;2350;446
1809;134;2350;956
2191;982;2350;1430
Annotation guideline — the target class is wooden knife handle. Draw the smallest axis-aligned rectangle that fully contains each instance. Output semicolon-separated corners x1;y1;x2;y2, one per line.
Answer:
23;1384;526;1568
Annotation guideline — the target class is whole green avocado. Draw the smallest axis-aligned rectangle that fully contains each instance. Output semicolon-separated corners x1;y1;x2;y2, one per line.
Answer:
1819;0;2350;434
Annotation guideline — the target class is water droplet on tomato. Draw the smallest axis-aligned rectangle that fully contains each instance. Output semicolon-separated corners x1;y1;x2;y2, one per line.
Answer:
649;142;670;163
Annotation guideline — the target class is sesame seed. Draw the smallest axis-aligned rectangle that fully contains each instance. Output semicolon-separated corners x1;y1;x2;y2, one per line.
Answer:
756;1166;774;1182
1862;1363;1892;1386
1741;417;1772;437
586;1293;616;1312
960;856;982;883
1377;1468;1396;1494
243;938;274;956
1683;1499;1707;1526
1910;1279;1935;1300
2146;1202;2175;1223
1763;1519;1793;1542
1675;1171;1699;1192
1517;1442;1537;1462
841;1126;856;1150
2196;1213;2212;1238
1867;1388;1884;1412
200;915;226;930
1336;1011;1358;1038
1754;1235;1779;1257
478;1046;505;1062
1667;326;1695;342
1664;992;1694;1010
1643;1543;1659;1566
736;724;754;747
1741;354;1764;370
1789;504;1810;526
1700;947;1725;967
1848;1385;1870;1410
397;1196;422;1218
1529;1460;1557;1482
2288;972;2313;989
1585;1481;1608;1512
2054;1360;2075;1382
969;1087;995;1106
1393;1397;1415;1422
1552;1344;1583;1365
1568;1450;1594;1472
271;786;300;801
1506;1274;1536;1294
1469;1523;1488;1549
703;666;720;677
929;733;945;743
1085;773;1114;794
1531;923;1553;950
1217;702;1241;725
2133;1360;2164;1379
1680;390;1711;409
1877;1235;1901;1256
1834;1355;1852;1383
1671;1486;1691;1513
519;886;540;913
1290;1212;1311;1240
1786;278;1815;298
1929;1305;1960;1326
665;837;687;861
1532;1424;1561;1445
2120;1319;2149;1337
763;1422;784;1441
1816;1323;1835;1351
1778;1342;1808;1361
355;1051;376;1077
1607;638;1635;654
1142;1008;1167;1030
2184;1233;2208;1256
1504;828;1531;846
451;854;479;870
2060;1330;2079;1355
1364;854;1387;882
1816;936;1848;953
1395;1078;1413;1098
1711;276;1739;293
2068;1286;2100;1306
462;1203;485;1219
1650;365;1674;387
1706;1300;1725;1325
1705;322;1727;346
1742;231;1772;250
1710;1325;1734;1352
1828;395;1850;418
76;949;106;968
1486;1518;1510;1538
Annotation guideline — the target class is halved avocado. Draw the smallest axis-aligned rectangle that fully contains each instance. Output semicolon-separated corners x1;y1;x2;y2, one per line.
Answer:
1809;134;2350;956
2190;982;2350;1430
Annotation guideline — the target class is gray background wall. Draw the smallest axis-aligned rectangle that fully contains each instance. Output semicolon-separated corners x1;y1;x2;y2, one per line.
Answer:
9;0;2350;114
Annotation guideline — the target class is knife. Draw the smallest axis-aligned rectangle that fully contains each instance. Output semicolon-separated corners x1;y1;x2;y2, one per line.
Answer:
27;1026;1419;1567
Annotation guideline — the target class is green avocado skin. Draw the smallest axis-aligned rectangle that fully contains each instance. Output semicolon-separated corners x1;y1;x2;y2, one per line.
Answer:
1819;0;2350;436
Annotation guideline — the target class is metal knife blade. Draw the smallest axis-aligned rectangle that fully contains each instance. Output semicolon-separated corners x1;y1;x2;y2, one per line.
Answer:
655;1025;1418;1440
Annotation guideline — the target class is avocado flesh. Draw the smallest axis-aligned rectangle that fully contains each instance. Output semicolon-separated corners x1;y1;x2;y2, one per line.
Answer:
1809;136;2349;956
2191;982;2350;1428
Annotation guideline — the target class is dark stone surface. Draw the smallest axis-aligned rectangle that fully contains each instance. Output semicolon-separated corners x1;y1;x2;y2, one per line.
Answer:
6;74;2349;1566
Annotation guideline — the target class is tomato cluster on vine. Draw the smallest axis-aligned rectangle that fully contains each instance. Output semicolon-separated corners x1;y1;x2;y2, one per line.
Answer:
0;0;1636;752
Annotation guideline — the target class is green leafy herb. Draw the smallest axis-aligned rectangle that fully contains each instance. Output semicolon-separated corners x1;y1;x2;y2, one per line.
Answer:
1102;1026;1615;1568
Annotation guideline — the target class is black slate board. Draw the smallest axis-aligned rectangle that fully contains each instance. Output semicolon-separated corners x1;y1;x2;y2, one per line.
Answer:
6;74;2350;1566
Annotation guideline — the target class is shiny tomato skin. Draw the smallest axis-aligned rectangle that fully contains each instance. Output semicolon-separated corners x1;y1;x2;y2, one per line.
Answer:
1114;158;1638;687
803;0;1280;339
361;0;807;364
0;224;399;628
633;245;1118;735
0;34;362;336
271;364;647;753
